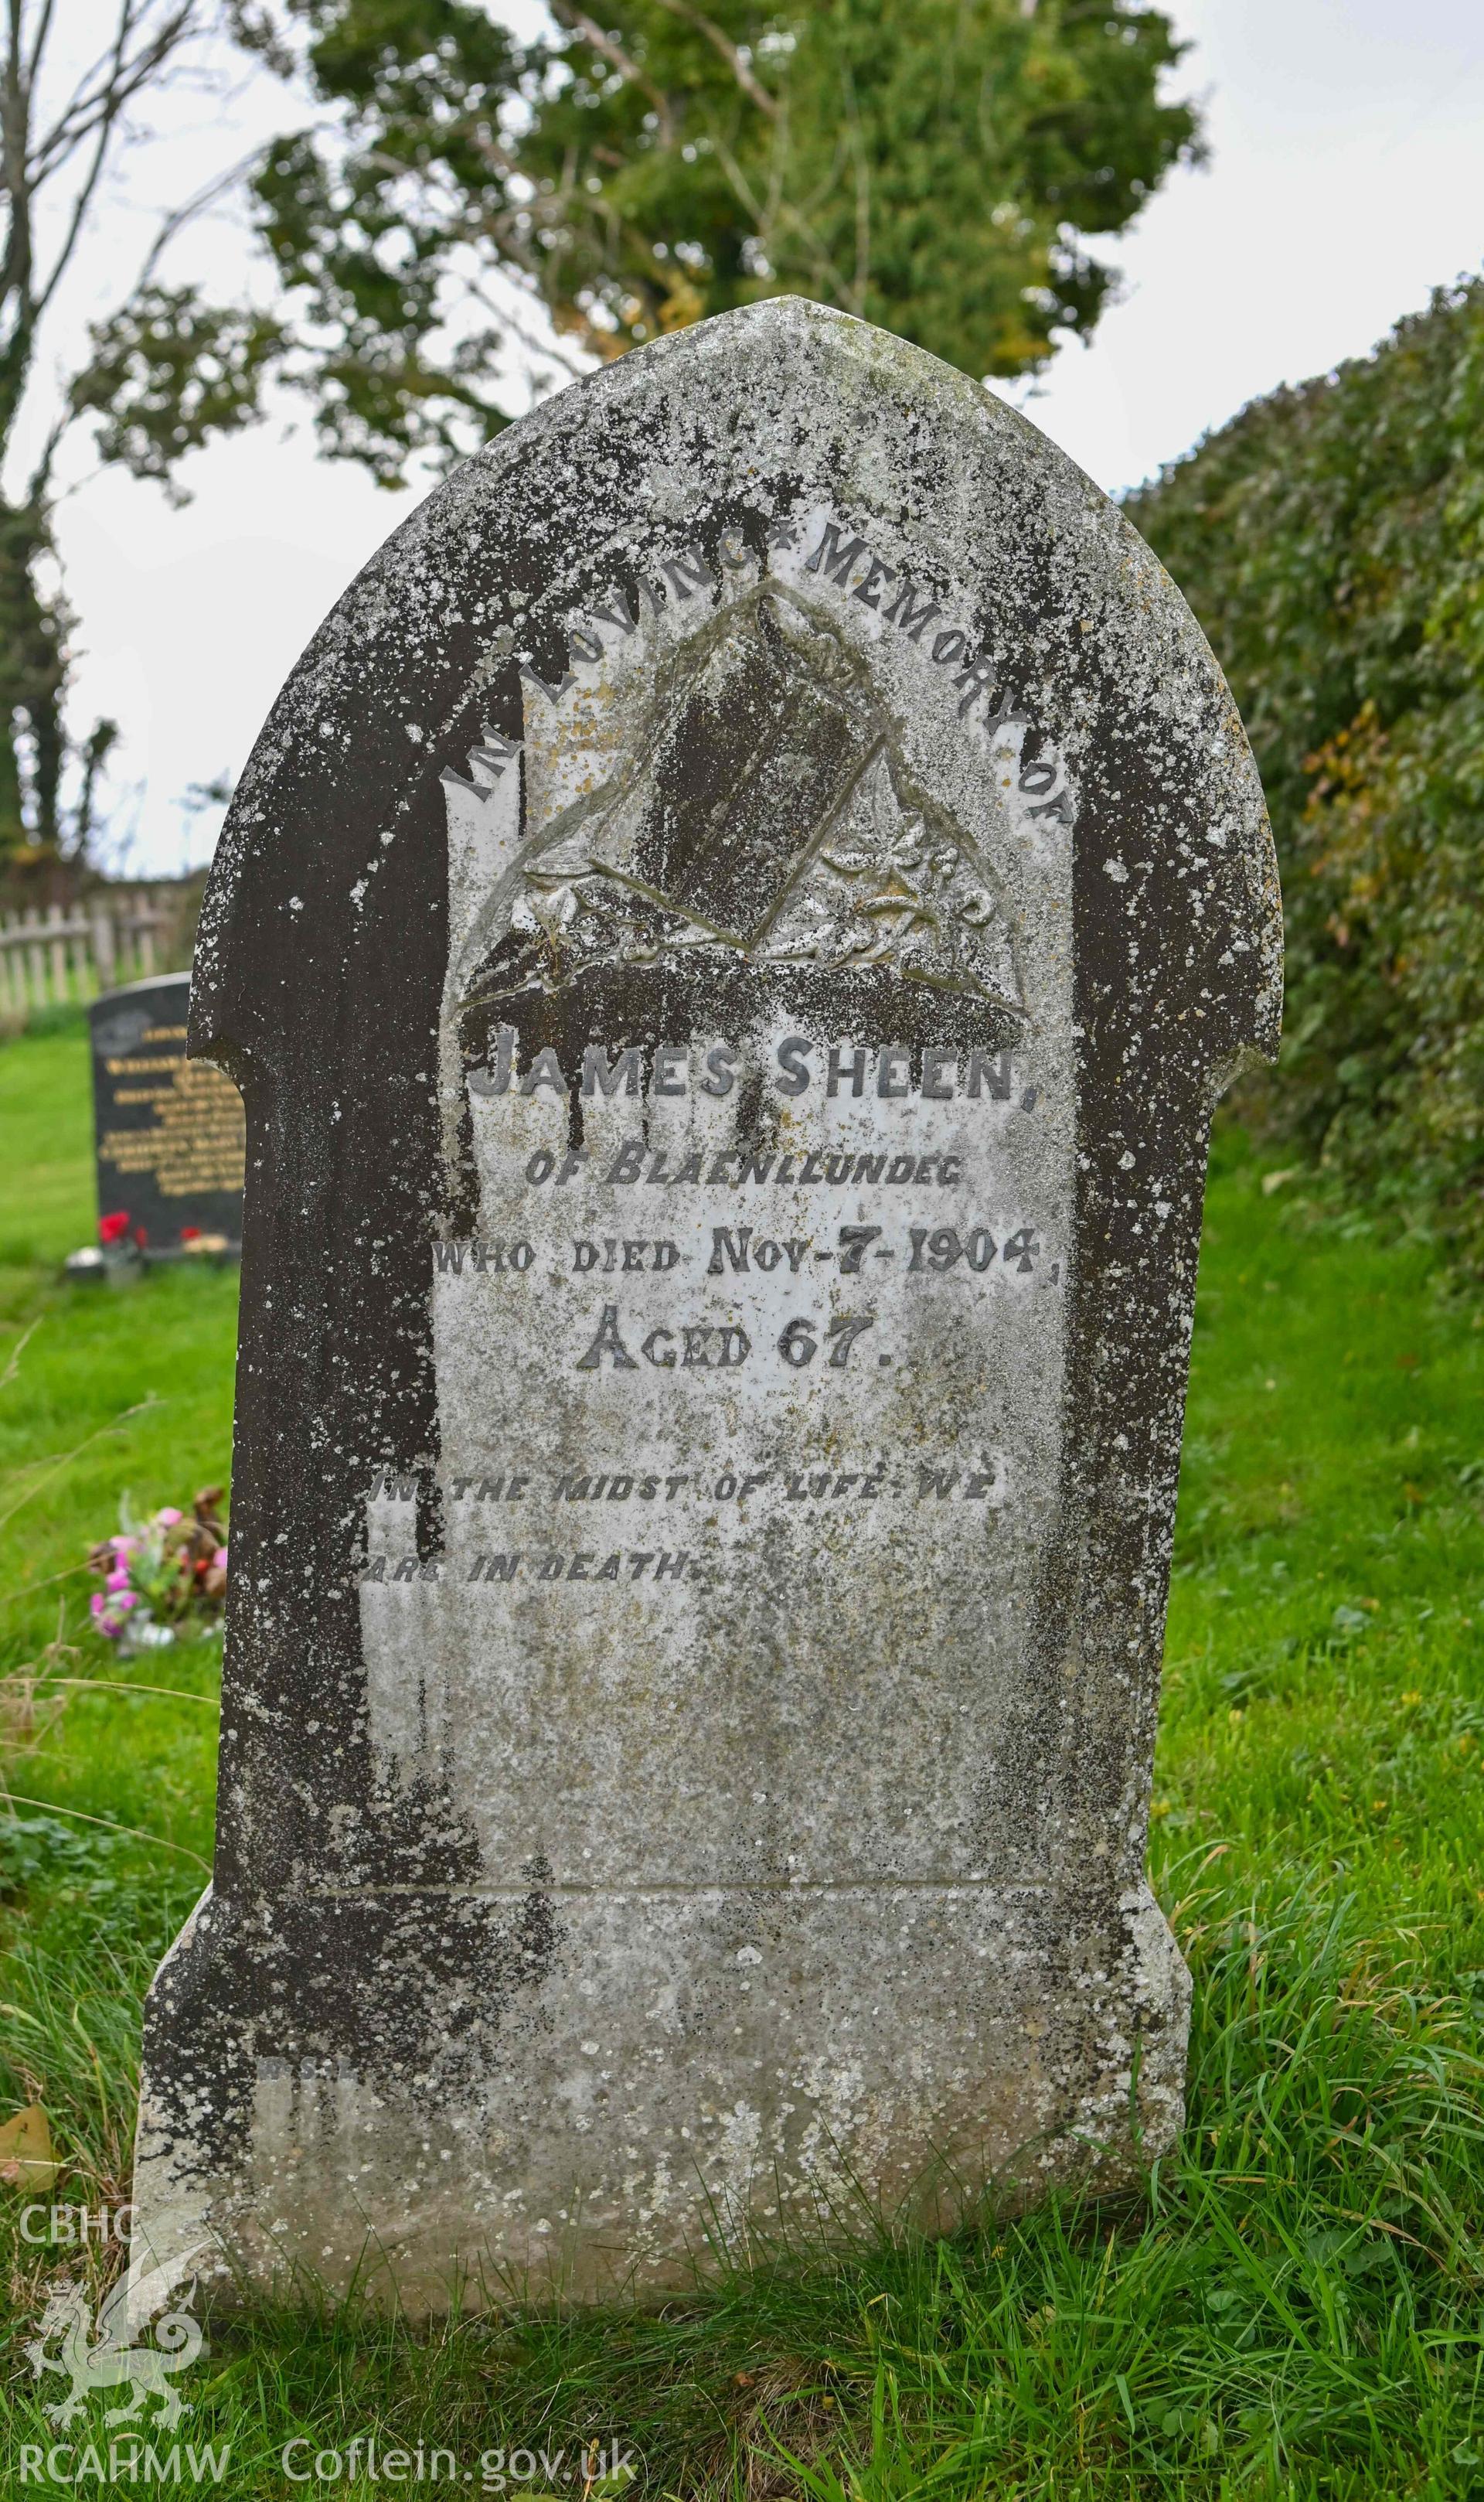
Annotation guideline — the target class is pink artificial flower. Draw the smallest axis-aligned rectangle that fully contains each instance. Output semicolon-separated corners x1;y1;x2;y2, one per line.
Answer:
154;1507;183;1528
213;1546;228;1570
106;1563;132;1592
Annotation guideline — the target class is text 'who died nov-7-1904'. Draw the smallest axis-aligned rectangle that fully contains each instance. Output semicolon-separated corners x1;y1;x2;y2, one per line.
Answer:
127;298;1281;2318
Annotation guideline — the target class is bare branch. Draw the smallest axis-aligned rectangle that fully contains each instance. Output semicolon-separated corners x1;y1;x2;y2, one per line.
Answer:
137;144;264;288
29;0;197;189
29;0;206;336
838;59;870;318
546;1;674;148
464;124;573;291
708;122;855;307
648;0;778;120
761;82;789;236
2;0;39;425
25;394;69;502
462;272;591;383
24;0;59;91
32;97;117;318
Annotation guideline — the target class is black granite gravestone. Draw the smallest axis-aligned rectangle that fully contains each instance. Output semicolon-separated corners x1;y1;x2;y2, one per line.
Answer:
90;976;244;1253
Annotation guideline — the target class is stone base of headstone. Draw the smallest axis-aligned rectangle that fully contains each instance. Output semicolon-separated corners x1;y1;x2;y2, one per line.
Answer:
132;1879;1187;2306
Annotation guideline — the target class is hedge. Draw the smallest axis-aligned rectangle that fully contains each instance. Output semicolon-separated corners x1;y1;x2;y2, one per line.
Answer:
1127;280;1484;1273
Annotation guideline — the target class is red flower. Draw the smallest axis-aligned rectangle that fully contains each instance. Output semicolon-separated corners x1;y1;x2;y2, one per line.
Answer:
99;1212;131;1245
179;1225;202;1242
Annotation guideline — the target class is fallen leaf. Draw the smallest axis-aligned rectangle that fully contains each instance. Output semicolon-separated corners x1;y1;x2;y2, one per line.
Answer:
0;2103;57;2190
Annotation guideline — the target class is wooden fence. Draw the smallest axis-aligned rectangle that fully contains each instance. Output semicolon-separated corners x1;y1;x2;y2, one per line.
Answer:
0;889;189;1018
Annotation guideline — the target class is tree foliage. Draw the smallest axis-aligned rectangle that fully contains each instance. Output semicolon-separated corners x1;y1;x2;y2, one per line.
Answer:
0;495;67;853
71;288;289;505
1;0;1198;868
237;0;1200;482
0;2;280;871
1128;282;1484;1274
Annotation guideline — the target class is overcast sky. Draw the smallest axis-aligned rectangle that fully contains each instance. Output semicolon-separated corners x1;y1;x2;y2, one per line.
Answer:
47;0;1484;874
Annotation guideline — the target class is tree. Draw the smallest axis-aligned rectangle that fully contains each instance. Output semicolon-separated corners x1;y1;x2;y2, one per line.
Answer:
4;0;1199;868
230;0;1200;485
0;0;283;871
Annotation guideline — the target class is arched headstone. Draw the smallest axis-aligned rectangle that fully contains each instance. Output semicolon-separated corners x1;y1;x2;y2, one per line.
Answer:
131;300;1280;2311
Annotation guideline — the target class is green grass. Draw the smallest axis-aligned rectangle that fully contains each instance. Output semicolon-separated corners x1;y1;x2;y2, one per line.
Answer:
0;1009;97;1282
2;1020;1483;2499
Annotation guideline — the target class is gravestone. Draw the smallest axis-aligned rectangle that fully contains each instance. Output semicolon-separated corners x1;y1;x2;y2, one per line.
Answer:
89;974;244;1253
130;300;1280;2313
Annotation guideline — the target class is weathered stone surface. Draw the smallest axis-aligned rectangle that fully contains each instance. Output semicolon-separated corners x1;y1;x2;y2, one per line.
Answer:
129;299;1280;2313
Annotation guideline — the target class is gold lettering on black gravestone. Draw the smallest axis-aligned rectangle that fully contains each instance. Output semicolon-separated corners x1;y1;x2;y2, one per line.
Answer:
89;975;245;1248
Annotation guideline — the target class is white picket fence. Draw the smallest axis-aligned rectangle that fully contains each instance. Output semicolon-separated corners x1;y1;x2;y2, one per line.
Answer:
0;890;187;1017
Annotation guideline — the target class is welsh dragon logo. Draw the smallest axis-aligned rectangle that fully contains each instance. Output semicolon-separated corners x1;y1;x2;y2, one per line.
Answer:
25;2275;203;2430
